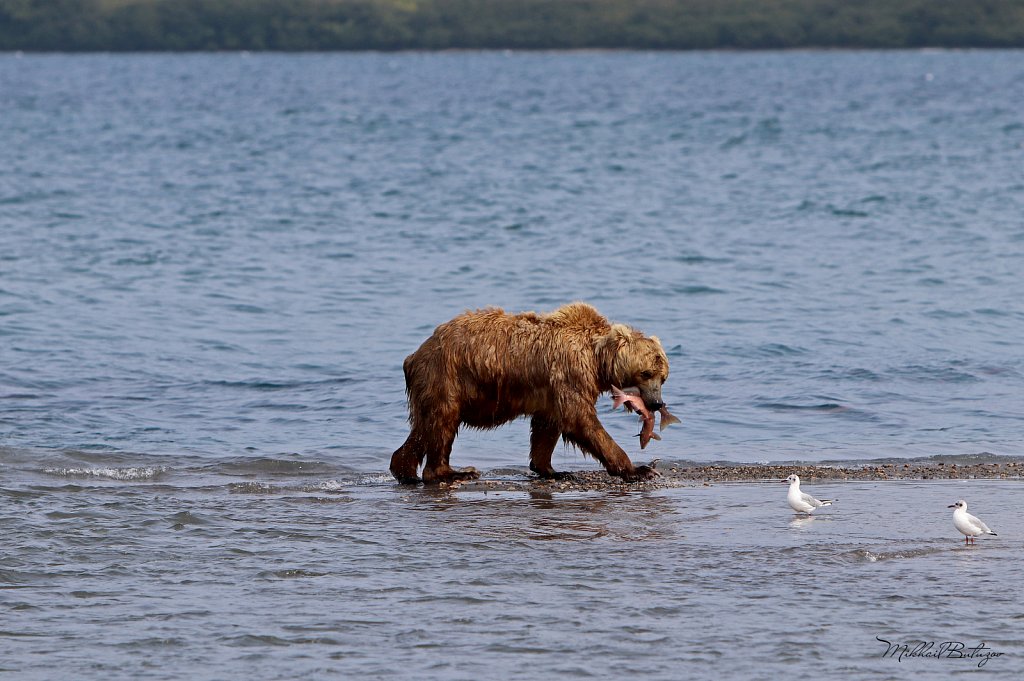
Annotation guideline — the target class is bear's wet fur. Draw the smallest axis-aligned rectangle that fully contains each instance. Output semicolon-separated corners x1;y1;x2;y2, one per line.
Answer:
390;303;670;484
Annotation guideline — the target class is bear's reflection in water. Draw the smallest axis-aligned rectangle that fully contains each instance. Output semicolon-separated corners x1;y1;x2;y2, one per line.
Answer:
404;485;680;543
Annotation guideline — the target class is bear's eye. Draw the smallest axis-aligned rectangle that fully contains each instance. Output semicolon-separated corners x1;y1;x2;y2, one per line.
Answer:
640;370;654;380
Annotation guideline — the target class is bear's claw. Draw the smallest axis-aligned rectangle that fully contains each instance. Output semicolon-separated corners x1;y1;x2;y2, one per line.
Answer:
421;466;480;484
529;462;577;481
622;465;660;482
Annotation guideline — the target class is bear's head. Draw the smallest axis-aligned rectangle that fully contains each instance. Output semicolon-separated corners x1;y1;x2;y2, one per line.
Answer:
597;324;670;411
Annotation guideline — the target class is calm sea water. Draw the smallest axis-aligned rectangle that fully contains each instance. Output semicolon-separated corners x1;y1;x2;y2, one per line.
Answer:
2;51;1023;678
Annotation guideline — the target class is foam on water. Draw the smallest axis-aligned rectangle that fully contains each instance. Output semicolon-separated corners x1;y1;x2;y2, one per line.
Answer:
41;466;168;481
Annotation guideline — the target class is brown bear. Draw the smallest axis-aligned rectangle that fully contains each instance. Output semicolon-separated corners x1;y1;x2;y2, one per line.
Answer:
390;302;670;484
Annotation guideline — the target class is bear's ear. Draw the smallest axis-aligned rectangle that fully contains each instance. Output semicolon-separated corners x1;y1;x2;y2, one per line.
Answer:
605;324;634;351
649;335;670;376
595;323;635;378
592;325;620;383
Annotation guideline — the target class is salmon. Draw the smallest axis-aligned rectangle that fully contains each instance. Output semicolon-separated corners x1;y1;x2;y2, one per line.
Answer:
610;386;661;449
636;409;660;450
610;385;646;412
612;385;682;433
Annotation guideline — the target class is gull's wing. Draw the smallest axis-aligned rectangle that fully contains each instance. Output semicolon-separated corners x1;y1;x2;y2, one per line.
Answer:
800;492;823;507
968;513;993;534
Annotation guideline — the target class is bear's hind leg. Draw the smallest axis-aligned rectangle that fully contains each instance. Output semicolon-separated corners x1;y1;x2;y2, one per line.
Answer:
419;420;479;484
528;416;574;480
390;434;424;484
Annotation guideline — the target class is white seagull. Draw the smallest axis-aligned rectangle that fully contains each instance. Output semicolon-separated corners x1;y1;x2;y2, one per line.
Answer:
949;499;997;545
784;474;836;514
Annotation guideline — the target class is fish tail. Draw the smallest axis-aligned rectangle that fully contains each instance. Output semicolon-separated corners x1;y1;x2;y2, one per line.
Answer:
658;408;682;431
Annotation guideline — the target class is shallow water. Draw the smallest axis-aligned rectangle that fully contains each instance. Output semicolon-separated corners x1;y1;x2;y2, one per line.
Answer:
3;455;1022;679
2;50;1024;677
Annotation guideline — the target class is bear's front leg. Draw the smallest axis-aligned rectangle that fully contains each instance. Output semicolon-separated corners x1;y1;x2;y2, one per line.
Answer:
565;414;659;482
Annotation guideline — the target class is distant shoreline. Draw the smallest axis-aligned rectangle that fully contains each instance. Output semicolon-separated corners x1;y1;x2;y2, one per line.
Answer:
3;0;1023;52
5;47;1024;55
4;46;1024;55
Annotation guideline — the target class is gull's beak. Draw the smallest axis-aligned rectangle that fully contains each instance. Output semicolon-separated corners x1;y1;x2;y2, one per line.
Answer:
947;504;957;508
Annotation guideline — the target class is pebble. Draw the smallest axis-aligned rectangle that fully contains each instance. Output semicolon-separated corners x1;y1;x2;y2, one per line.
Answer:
444;461;1024;493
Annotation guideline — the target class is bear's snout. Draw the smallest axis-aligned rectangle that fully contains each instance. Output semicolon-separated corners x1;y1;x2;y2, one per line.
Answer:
634;386;664;412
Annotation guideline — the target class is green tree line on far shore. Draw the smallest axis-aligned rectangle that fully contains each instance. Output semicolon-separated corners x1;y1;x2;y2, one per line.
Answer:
2;0;1024;51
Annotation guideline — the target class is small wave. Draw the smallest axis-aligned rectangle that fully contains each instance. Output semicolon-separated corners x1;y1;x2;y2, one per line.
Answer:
795;200;874;218
306;479;352;492
891;364;979;383
756;402;848;413
671;284;726;295
167;511;208;526
974;308;1009;318
0;569;49;586
672;254;733;265
209;457;339;477
223;634;291;648
829;206;870;218
924;308;970;319
114;637;188;649
295;476;397;492
356;473;398;486
228;481;279;494
747;343;808;357
630;284;726;297
199;377;354;392
0;189;72;205
816;368;881;382
258;569;328;580
516;524;605;541
843;546;945;563
41;466;168;481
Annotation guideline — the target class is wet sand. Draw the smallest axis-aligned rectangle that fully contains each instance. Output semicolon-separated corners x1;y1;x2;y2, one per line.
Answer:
449;460;1024;493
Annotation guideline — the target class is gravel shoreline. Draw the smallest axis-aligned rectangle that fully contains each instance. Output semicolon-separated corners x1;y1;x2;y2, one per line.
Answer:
443;460;1024;493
